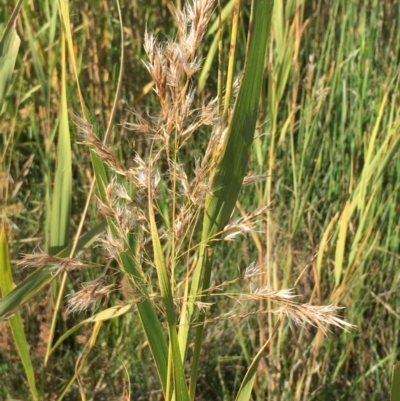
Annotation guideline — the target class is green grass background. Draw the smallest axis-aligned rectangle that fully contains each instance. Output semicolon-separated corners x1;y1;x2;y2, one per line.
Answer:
1;0;399;399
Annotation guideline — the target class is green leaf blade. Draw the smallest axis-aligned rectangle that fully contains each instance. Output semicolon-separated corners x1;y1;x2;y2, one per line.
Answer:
0;0;23;107
0;222;39;400
49;38;72;254
203;0;274;241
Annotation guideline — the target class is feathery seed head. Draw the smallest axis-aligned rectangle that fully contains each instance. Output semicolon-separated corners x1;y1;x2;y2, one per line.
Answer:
66;277;115;314
18;253;88;274
244;261;259;279
275;304;356;334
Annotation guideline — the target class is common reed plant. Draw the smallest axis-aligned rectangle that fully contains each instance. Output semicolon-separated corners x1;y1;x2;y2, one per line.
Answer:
1;0;399;400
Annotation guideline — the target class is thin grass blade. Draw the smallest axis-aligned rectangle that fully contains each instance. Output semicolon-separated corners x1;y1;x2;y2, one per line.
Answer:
49;33;71;254
148;183;189;400
202;0;274;240
49;304;133;358
0;0;22;107
334;200;350;286
22;8;48;103
0;266;54;319
0;222;39;400
58;0;86;112
235;319;281;401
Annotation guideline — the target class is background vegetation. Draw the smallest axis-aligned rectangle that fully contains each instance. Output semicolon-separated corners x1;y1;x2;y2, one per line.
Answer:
1;0;399;400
